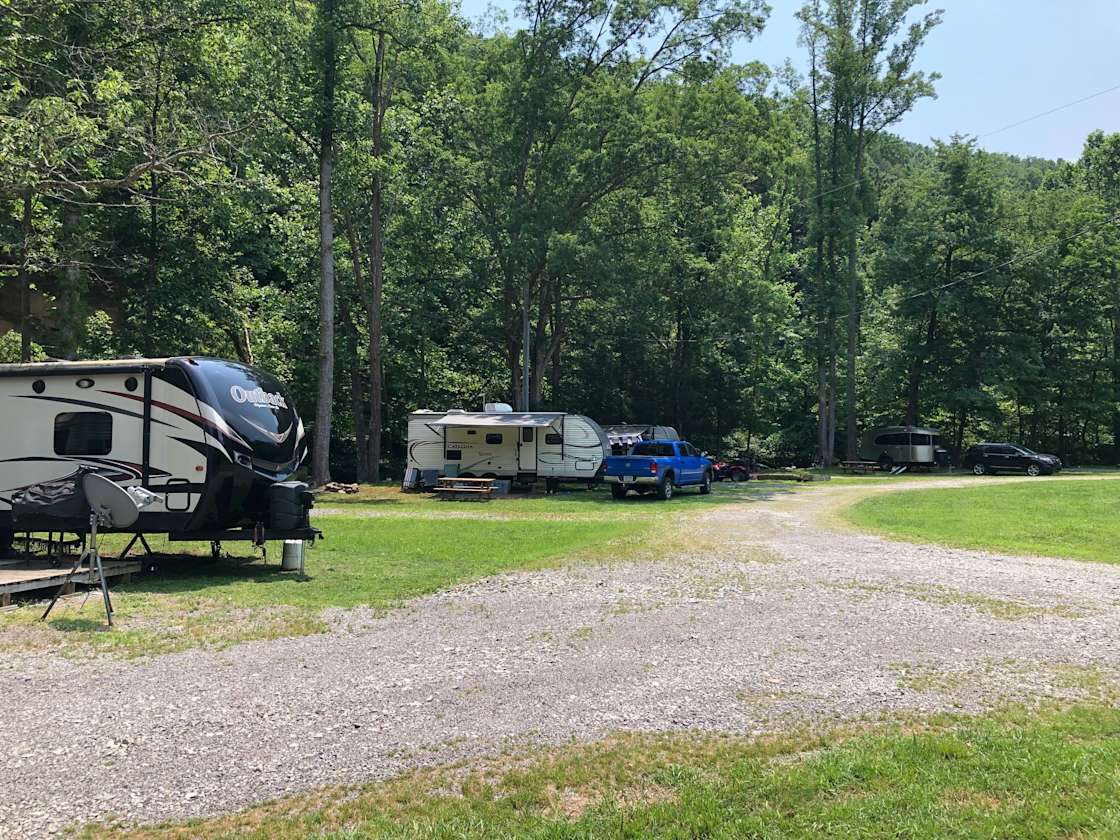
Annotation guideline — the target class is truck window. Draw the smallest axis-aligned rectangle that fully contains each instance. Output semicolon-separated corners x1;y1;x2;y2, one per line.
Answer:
54;412;113;456
632;443;676;457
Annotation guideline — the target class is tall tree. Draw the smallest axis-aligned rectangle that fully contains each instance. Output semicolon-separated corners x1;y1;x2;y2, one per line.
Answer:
798;0;940;462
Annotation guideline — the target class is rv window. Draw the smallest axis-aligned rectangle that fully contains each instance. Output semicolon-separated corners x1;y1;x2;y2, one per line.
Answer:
445;449;463;460
54;412;112;456
522;428;534;443
545;433;563;445
485;433;503;445
910;434;931;446
874;433;909;446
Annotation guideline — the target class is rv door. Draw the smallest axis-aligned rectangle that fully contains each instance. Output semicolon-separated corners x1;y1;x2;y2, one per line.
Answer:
518;426;537;473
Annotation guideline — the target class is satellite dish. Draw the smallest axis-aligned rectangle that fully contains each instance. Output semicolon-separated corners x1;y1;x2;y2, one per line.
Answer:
82;472;141;529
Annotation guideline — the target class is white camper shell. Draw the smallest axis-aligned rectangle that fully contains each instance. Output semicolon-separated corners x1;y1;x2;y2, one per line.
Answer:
407;409;609;482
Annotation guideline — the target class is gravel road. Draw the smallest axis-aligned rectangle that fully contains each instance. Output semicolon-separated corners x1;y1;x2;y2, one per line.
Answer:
3;477;1120;837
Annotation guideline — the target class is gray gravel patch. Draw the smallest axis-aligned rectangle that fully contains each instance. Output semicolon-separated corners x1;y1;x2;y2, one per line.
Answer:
3;479;1120;836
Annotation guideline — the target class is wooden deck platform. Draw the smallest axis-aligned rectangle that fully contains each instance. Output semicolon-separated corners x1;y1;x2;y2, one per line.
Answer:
0;558;142;605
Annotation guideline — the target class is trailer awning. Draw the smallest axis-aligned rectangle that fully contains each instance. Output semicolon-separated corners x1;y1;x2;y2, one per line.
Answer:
427;413;563;428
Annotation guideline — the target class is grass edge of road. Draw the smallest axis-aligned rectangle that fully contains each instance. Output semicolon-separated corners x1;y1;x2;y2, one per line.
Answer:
79;699;1120;839
839;476;1120;565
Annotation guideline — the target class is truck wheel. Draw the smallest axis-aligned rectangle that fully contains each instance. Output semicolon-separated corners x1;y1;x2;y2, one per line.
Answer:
656;475;674;500
610;484;628;499
699;471;713;494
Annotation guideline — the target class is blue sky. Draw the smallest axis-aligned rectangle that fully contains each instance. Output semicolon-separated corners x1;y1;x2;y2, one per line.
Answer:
457;0;1120;162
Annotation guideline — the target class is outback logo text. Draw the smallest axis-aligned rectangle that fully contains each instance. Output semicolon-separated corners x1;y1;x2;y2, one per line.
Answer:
229;384;288;409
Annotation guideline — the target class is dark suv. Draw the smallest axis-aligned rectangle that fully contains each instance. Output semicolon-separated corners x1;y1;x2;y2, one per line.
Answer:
963;443;1062;476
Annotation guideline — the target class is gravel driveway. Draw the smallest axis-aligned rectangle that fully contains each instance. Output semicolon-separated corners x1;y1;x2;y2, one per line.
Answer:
3;478;1120;837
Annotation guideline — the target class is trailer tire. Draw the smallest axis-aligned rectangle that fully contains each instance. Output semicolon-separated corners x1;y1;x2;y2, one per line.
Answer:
730;469;747;482
699;470;713;494
610;484;628;500
877;454;894;472
655;474;674;500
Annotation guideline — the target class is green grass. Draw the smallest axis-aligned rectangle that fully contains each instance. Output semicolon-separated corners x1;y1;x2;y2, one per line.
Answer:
844;478;1120;563
0;507;650;658
2;482;783;658
84;703;1120;839
317;480;801;517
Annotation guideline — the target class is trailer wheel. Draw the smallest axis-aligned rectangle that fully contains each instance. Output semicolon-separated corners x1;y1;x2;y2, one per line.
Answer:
610;484;628;499
655;474;674;500
730;468;747;482
877;454;894;472
699;471;713;495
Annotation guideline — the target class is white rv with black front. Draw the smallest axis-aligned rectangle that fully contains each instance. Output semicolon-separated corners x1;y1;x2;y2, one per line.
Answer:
0;357;311;547
407;407;609;483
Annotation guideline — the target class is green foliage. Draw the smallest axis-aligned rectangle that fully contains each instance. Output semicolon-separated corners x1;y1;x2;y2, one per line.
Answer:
0;331;45;362
1;0;1117;474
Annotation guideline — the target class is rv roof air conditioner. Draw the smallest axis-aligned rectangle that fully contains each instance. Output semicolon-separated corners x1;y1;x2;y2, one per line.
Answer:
484;402;513;413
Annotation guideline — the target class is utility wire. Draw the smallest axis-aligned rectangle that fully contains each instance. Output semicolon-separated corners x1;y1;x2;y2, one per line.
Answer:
807;209;1120;330
789;80;1120;219
976;82;1120;140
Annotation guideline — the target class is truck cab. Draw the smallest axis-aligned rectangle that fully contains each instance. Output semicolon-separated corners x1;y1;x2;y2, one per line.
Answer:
603;440;712;500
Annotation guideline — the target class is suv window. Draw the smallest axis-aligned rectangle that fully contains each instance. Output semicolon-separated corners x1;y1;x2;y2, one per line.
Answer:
993;446;1017;455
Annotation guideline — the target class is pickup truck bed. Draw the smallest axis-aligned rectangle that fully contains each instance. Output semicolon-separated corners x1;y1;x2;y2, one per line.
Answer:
603;440;713;500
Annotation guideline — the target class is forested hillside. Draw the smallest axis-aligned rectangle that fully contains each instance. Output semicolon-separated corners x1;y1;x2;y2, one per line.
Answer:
2;0;1118;481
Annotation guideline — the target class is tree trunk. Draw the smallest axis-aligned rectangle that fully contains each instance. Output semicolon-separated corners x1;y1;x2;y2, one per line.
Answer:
311;0;338;487
844;121;866;461
519;278;531;410
16;191;34;361
57;205;84;358
905;302;939;426
1112;271;1120;463
17;191;34;361
365;29;388;483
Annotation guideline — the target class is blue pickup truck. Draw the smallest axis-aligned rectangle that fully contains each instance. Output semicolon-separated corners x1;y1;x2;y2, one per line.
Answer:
604;440;713;500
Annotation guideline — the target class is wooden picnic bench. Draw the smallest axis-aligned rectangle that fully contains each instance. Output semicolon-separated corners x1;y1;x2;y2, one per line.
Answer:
837;461;878;474
436;476;495;502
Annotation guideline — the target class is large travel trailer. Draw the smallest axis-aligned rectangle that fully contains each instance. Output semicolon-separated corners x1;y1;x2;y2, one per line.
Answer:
0;357;314;547
407;407;609;483
860;425;945;469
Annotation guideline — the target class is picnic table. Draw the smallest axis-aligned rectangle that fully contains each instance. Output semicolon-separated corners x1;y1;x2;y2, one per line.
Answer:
838;460;880;474
436;476;495;502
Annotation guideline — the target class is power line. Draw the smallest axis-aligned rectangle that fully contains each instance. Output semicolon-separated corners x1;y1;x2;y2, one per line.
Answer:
977;82;1120;141
788;80;1120;218
809;209;1120;329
